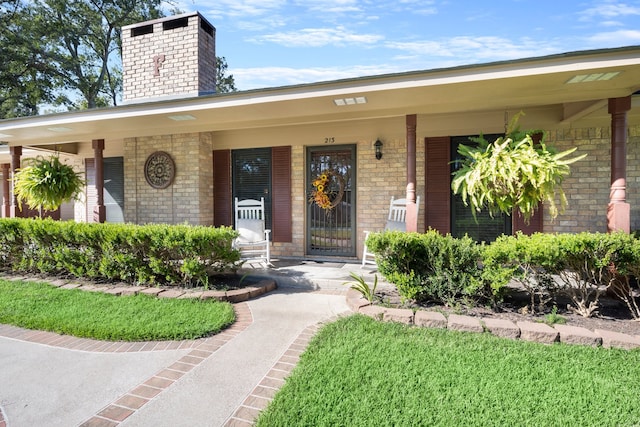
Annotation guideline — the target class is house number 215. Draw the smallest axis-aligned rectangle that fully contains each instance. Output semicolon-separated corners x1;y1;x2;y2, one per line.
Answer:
324;137;335;144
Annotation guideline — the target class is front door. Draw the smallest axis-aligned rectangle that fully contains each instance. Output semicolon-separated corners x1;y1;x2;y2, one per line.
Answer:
306;145;356;257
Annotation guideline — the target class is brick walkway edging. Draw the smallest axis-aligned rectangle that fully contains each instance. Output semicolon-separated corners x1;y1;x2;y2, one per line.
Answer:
0;274;276;353
0;274;276;426
223;315;343;427
78;302;254;426
346;289;640;350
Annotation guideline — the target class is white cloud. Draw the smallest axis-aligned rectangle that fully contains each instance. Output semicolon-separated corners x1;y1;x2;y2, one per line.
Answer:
385;36;559;62
579;1;640;20
587;29;640;44
231;64;402;89
250;26;384;47
600;20;625;27
297;0;362;13
235;17;288;32
198;0;286;18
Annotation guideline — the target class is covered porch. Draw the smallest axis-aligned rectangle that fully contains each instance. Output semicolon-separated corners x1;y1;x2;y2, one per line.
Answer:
1;46;640;260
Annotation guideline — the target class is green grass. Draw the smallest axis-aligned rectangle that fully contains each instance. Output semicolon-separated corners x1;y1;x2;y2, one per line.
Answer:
0;279;235;341
257;315;640;427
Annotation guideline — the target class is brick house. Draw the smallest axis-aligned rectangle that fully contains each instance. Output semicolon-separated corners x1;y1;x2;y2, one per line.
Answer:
1;12;639;262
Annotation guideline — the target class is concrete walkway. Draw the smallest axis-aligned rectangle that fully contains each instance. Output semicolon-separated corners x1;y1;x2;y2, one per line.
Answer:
0;260;360;427
121;290;349;426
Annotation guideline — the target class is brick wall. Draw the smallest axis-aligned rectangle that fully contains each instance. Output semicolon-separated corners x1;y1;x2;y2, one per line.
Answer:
122;13;216;102
117;124;640;255
123;133;213;225
544;124;640;233
355;138;425;258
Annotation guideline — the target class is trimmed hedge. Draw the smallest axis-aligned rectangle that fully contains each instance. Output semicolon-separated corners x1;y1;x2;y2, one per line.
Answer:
366;230;640;318
484;232;637;317
0;218;240;287
365;230;503;305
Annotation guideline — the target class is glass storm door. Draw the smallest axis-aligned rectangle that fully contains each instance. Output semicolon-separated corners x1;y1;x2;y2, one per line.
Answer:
307;145;356;257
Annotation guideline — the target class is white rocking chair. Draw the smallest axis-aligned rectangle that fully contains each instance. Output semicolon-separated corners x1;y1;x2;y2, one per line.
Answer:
361;196;420;267
234;197;271;265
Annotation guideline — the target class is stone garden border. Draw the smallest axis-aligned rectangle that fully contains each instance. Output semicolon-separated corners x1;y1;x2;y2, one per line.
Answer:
346;289;640;350
0;273;277;303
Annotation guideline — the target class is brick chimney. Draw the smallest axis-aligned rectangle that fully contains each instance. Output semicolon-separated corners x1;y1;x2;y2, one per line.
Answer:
121;12;216;103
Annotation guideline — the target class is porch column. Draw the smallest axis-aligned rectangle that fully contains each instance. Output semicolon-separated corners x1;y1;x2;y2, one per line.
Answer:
9;146;23;218
405;114;418;232
607;96;631;233
92;139;106;223
1;163;9;218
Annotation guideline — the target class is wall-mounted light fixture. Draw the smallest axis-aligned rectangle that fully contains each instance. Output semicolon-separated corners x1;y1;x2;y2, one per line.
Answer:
374;139;383;160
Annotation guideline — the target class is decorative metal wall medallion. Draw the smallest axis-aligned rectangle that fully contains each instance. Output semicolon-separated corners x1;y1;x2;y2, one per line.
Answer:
144;151;175;189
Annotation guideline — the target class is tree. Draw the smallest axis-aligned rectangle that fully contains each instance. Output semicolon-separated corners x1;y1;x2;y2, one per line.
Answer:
451;113;586;223
0;1;58;118
34;0;164;109
13;155;85;216
216;56;237;93
1;1;237;117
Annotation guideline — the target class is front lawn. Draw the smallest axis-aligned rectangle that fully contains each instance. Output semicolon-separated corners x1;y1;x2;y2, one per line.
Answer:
257;315;640;427
0;279;235;341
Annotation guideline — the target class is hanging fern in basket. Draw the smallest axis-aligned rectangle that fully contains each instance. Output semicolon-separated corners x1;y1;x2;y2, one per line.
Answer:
451;113;586;223
13;155;85;216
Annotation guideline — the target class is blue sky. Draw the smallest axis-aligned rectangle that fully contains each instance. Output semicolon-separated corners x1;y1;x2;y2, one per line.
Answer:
167;0;640;91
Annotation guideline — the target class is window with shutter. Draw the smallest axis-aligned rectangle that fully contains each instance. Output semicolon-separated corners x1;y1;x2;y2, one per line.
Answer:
451;135;511;242
104;157;124;222
232;148;272;230
86;157;124;223
214;147;291;241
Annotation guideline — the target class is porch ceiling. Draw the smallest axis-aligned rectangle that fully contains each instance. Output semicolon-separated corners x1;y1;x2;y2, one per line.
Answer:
1;46;639;149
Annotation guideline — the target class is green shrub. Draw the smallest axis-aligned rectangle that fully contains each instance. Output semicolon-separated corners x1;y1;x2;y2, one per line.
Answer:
366;230;499;305
608;238;640;320
553;231;636;317
367;230;640;317
485;232;637;318
483;232;562;314
0;218;241;286
0;218;25;269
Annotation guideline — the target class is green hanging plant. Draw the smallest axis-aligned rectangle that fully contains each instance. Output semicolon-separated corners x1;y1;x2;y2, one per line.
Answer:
13;155;85;216
451;113;586;223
